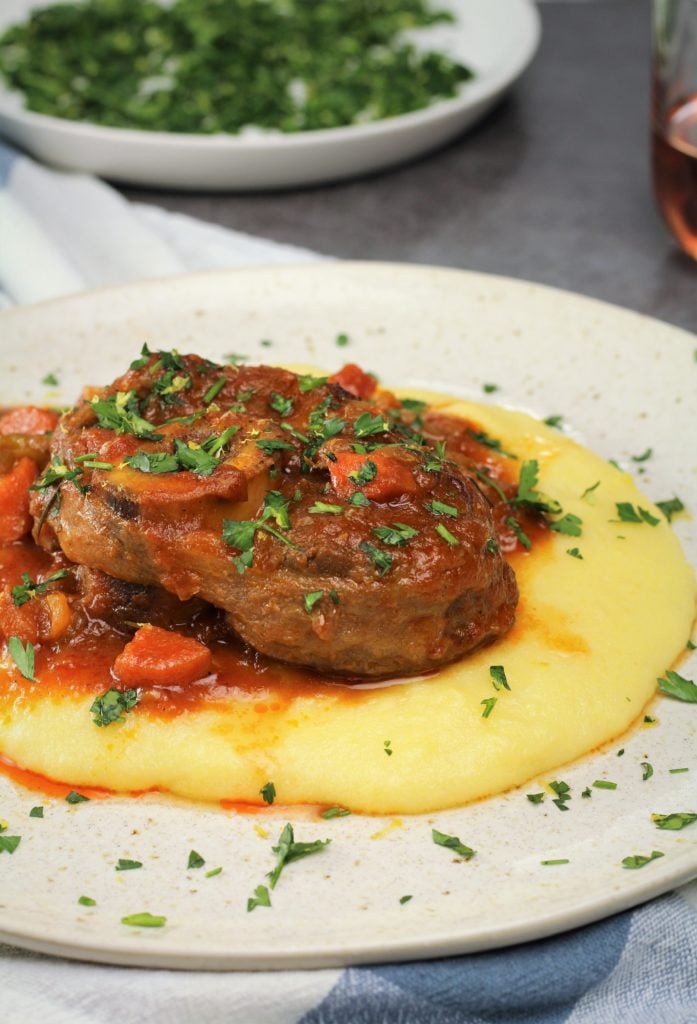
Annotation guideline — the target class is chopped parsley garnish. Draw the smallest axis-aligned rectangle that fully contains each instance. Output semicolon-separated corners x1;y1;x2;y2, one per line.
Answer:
581;787;592;799
644;714;657;724
527;793;545;804
206;867;223;878
0;835;21;854
321;806;351;819
435;523;459;546
78;896;96;907
373;522;418;545
513;460;562;514
489;665;510;691
480;697;497;718
65;791;89;804
632;448;653;463
115;859;143;871
424;499;458;518
652;812;697;831
129;343;153;370
260;782;276;805
224;353;248;366
348;459;378;487
90;687;140;727
202;377;227;405
247;884;271;912
31;457;85;493
29;806;44;818
549;514;583;537
566;547;583;559
298;374;328;393
267;823;330;890
8;636;35;682
669;767;689;774
335;333;349;347
400;894;413;904
581;481;601;502
473;466;508;502
384;739;393;757
303;591;324;614
641;762;654;781
482;383;499;394
188;850;205;869
11;569;70;607
658;670;697;703
656;497;685;522
91;391;162;440
504;517;532;550
121;912;166;928
541;859;569;866
123;450;180;475
431;829;475;860
549;780;571;811
348;491;370;507
354;412;389;438
467;428;517;460
308;501;343;515
592;780;618;790
222;492;294;572
614;502;660;526
42;372;59;387
269;392;294;417
544;415;563;428
622;850;664;869
255;439;294;456
400;399;427;415
359;541;393;576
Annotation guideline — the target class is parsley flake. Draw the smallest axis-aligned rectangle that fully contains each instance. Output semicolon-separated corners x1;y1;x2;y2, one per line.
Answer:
8;636;35;681
658;670;697;703
78;895;96;907
308;501;343;515
188;850;205;869
431;829;475;860
267;823;330;890
321;806;351;819
11;569;70;608
489;665;510;691
373;522;418;546
29;806;44;818
121;912;166;928
641;762;654;781
115;858;142;871
656;497;685;522
480;697;497;718
90;688;139;727
359;541;393;576
652;812;697;831
622;850;664;869
303;591;324;613
425;499;458;518
65;791;89;804
260;782;276;805
435;523;459;546
247;884;271;912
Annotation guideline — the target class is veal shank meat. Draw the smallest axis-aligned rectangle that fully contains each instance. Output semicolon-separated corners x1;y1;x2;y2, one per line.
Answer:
29;351;517;677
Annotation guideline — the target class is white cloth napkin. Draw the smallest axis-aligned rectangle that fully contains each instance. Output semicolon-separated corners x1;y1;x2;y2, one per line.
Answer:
0;140;325;309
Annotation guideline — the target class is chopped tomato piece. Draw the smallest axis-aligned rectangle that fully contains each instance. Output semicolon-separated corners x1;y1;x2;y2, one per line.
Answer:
0;586;40;644
328;450;419;502
113;624;212;687
327;364;377;400
0;458;37;543
0;407;59;436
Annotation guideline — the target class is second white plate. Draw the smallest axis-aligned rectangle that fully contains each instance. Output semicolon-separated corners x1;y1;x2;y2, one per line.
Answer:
0;0;540;189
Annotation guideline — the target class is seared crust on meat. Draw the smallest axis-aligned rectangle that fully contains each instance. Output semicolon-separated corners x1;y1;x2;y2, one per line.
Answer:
29;351;517;676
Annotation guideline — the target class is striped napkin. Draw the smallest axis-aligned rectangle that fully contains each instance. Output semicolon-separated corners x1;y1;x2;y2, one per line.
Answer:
1;139;697;1024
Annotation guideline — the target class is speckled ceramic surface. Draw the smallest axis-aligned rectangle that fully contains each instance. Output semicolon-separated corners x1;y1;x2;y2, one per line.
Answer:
0;263;695;969
0;0;540;189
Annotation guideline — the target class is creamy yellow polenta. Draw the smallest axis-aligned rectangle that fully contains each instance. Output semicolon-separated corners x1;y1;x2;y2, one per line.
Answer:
0;398;694;813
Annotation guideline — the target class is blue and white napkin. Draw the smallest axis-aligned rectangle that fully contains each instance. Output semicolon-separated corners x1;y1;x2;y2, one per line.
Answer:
1;139;697;1024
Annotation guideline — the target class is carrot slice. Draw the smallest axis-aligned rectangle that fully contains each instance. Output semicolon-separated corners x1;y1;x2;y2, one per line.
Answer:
328;449;419;502
0;407;59;436
327;364;377;400
0;458;37;543
113;624;212;687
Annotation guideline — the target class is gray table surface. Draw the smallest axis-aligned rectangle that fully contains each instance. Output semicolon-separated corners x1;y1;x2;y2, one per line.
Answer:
121;0;696;333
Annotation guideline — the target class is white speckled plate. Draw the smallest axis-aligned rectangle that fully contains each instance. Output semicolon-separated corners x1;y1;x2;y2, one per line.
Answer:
0;0;540;189
0;263;695;970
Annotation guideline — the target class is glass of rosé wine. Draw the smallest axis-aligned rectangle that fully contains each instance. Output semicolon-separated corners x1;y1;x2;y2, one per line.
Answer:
652;0;697;260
